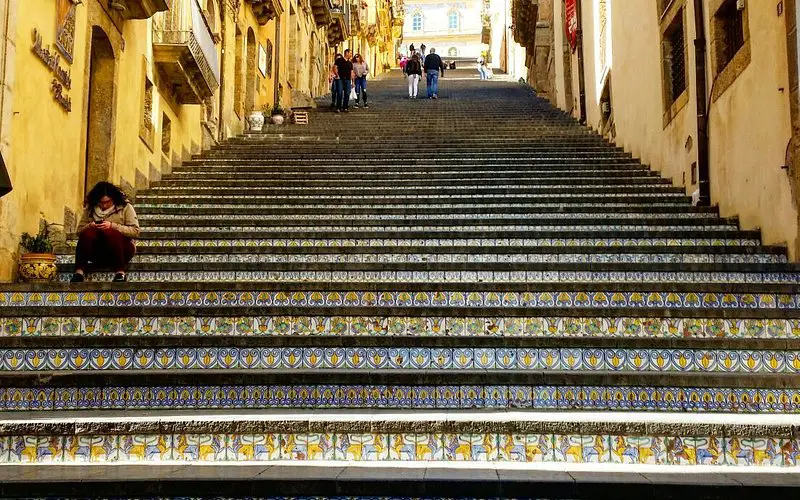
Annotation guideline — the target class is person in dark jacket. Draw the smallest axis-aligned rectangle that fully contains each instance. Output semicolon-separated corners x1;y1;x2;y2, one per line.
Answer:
405;53;423;98
423;48;444;99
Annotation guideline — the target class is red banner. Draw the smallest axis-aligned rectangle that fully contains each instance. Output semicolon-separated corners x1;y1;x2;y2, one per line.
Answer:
565;0;578;52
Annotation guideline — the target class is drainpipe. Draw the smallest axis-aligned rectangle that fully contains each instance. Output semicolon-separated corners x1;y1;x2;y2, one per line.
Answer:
217;3;227;142
575;0;587;125
693;0;710;206
274;16;281;105
0;2;11;196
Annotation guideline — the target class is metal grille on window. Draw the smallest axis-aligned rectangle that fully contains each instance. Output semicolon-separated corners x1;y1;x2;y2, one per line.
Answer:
721;3;745;66
668;19;686;102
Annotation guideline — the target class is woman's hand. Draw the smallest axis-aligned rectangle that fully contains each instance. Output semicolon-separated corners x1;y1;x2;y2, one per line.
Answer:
94;221;112;230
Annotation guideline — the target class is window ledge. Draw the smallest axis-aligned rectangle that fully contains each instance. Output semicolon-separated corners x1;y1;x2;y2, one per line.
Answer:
663;89;690;129
712;40;752;103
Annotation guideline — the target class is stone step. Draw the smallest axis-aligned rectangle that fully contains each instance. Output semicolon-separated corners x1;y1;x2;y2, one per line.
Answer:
2;315;795;340
54;265;800;285
198;152;634;161
159;171;664;183
150;178;673;190
134;204;718;216
226;138;615;146
124;225;738;236
141;185;684;197
55;248;789;265
209;145;628;154
177;160;646;169
3;383;800;414
101;228;759;239
0;411;796;469
5;466;798;497
105;236;761;248
3;337;799;375
135;213;724;225
134;221;735;232
132;194;692;205
4;282;798;312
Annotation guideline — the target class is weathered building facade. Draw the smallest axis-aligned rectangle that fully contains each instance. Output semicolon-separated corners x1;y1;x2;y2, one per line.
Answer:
402;0;483;58
0;0;399;281
514;0;800;259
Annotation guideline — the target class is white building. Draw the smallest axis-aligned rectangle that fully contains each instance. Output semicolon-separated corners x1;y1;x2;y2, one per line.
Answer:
402;0;484;59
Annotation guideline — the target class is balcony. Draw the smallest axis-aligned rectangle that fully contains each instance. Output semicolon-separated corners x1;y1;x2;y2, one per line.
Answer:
110;0;169;19
328;1;351;45
311;0;333;27
511;0;539;48
152;0;220;104
245;0;283;25
350;2;362;35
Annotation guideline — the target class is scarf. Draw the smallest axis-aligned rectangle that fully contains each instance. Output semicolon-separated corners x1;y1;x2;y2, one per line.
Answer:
92;205;116;222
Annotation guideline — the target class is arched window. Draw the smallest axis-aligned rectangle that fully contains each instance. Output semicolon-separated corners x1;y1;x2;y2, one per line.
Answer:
448;47;458;57
412;13;422;31
448;11;459;30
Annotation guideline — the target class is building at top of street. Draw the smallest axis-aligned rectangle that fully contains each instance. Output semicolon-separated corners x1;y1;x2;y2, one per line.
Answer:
402;0;483;58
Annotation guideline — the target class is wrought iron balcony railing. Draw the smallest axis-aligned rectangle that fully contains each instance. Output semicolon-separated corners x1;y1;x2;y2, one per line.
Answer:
152;0;220;104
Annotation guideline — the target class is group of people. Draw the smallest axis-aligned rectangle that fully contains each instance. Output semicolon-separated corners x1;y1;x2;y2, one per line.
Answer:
400;45;445;99
329;49;369;112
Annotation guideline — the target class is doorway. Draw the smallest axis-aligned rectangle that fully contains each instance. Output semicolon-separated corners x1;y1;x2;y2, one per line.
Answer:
84;26;116;194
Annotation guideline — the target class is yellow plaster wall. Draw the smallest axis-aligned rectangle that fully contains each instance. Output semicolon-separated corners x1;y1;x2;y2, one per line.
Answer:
3;0;89;281
707;3;797;252
562;0;798;256
608;0;697;191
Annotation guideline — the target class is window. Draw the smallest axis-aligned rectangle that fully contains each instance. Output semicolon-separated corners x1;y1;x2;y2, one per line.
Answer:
412;13;422;31
709;0;750;100
448;11;459;30
448;47;458;57
662;8;687;104
161;113;171;156
714;0;745;72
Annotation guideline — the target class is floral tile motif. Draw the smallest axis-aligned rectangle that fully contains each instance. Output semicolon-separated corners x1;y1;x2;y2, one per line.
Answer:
4;290;796;310
2;384;799;413
3;347;797;374
4;316;799;341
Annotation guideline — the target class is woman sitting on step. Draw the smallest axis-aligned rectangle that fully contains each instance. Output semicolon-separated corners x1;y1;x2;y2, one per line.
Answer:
71;182;140;283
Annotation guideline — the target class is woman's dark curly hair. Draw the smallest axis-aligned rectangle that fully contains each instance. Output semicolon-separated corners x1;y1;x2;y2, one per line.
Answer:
85;182;128;209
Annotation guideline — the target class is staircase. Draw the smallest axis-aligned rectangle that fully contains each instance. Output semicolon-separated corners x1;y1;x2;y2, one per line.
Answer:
1;69;799;496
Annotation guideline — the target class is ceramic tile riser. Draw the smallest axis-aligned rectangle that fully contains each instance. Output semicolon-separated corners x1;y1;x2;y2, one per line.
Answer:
1;70;799;491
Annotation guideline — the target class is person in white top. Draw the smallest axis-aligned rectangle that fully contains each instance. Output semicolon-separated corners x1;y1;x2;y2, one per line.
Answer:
477;55;488;80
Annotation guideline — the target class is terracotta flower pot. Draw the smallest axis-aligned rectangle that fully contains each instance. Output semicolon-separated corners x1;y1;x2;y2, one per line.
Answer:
18;253;57;283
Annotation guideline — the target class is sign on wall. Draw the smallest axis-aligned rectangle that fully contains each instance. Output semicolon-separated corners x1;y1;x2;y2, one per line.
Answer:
32;29;73;112
55;0;80;62
565;0;578;52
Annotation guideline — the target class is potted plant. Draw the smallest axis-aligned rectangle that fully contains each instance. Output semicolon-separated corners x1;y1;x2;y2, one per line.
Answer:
271;103;287;125
246;105;266;132
19;220;57;283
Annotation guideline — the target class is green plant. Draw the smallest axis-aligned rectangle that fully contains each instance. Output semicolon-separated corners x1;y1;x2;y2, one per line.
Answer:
20;221;54;254
270;103;286;116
